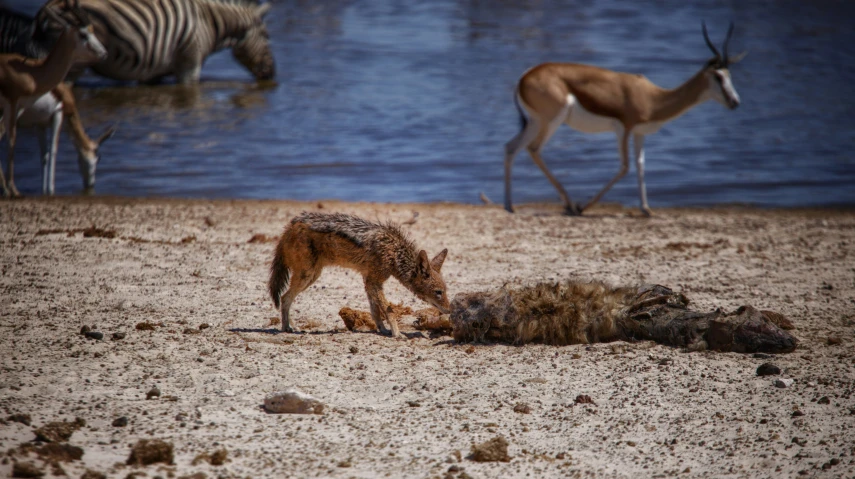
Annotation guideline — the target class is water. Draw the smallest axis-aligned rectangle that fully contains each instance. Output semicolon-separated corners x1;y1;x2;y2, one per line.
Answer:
3;0;855;208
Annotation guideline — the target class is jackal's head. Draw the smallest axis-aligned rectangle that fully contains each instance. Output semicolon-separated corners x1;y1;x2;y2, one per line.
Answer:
412;249;451;314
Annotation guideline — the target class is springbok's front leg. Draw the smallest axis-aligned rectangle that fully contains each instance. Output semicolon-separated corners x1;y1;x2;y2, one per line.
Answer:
582;130;630;213
633;134;652;217
3;100;21;198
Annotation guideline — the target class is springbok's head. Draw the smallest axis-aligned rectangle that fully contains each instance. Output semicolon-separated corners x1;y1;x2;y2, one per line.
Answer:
77;126;116;190
43;0;107;64
702;22;747;110
232;3;276;81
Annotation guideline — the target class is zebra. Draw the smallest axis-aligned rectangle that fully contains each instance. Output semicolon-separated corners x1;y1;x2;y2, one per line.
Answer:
0;7;115;194
37;0;275;84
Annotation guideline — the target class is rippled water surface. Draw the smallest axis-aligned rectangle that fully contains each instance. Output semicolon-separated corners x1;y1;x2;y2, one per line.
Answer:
4;0;855;207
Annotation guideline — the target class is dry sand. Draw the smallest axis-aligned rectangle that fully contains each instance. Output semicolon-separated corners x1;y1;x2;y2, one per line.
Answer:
1;197;853;478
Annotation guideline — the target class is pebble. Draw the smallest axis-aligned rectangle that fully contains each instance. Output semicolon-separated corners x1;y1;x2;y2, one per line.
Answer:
112;417;128;427
84;331;104;341
111;332;126;341
126;439;174;466
756;363;781;376
146;387;161;400
263;389;324;414
774;378;794;388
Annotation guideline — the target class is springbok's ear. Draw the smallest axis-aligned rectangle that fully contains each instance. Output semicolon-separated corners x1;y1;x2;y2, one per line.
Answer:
430;248;448;272
418;250;431;277
257;3;271;17
728;50;749;64
96;125;116;145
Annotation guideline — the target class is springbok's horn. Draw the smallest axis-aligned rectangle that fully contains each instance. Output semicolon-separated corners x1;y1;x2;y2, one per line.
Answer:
702;22;721;59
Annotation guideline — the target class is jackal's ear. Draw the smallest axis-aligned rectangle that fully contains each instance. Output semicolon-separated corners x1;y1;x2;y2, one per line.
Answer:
418;250;431;277
430;248;448;272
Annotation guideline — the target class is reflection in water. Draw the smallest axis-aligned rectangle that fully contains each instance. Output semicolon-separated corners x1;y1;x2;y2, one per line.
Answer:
6;0;855;207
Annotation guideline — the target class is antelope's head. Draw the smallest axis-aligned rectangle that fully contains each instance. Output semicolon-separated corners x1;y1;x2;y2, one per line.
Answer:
43;0;107;64
233;3;276;81
77;126;116;190
702;22;746;110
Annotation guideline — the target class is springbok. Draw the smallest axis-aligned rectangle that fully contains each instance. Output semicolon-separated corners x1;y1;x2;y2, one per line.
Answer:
504;23;745;216
0;0;106;197
0;84;115;194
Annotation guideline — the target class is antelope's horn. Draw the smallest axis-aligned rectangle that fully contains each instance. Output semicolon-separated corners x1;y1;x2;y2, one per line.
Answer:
702;22;721;59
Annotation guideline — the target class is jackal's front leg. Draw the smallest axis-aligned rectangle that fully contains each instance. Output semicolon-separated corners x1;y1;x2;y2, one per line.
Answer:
364;279;400;338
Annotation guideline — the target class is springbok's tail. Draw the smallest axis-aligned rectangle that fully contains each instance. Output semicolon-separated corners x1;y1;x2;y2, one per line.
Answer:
268;241;290;309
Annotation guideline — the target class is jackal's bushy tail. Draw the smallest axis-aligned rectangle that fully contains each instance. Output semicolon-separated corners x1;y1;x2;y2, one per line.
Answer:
268;242;290;309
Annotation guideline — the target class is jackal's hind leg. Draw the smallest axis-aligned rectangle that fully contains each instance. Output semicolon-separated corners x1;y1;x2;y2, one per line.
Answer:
279;269;322;333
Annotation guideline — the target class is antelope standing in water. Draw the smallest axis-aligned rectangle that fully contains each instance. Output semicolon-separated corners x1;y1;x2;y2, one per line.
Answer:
504;23;745;216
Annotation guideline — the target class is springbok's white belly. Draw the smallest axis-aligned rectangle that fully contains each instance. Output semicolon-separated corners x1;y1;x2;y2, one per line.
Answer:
14;93;62;128
565;94;621;134
563;94;664;136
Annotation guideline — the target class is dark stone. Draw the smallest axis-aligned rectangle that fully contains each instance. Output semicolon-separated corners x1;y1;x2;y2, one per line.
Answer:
79;326;91;335
756;363;781;376
111;332;126;341
112;416;129;427
146;387;161;400
84;331;104;341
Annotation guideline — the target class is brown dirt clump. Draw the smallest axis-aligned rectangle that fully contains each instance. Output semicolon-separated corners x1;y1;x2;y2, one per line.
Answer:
126;439;175;466
339;307;375;331
80;470;107;479
18;443;84;462
11;461;43;478
34;418;85;443
469;436;511;462
192;448;228;466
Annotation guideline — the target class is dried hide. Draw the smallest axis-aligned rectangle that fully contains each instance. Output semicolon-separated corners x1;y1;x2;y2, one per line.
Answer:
450;281;798;354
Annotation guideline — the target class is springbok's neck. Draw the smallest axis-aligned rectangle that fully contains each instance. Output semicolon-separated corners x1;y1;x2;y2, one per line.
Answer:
29;30;78;97
649;68;711;124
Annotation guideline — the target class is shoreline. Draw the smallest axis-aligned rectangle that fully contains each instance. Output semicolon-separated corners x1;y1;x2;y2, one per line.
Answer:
1;197;853;478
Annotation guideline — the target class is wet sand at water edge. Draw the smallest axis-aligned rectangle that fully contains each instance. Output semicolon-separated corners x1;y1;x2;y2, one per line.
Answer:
1;197;854;478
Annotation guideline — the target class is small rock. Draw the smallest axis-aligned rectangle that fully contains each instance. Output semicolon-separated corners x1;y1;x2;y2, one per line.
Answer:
112;417;128;427
79;326;91;335
209;448;227;466
11;461;43;478
406;401;421;407
126;439;174;466
349;346;358;354
336;458;352;467
575;394;595;405
792;410;805;417
756;363;781;376
469;436;511;462
135;322;156;331
34;418;85;443
827;336;842;346
198;323;210;330
30;443;84;462
80;470;107;479
84;331;104;341
774;378;794;388
263;389;324;414
513;403;531;414
447;465;461;472
7;414;31;426
146;387;161;400
111;332;126;341
818;396;830;405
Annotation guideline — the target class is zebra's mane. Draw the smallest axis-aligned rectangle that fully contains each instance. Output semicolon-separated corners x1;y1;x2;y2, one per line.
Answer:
0;8;50;58
197;0;263;6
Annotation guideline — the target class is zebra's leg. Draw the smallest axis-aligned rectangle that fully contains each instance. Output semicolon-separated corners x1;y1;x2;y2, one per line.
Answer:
174;43;204;84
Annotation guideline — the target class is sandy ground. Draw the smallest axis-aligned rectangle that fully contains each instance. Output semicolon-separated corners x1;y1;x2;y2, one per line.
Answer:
1;197;854;479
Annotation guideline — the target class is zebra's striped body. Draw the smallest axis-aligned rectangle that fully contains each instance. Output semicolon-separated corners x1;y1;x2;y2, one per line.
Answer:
38;0;274;84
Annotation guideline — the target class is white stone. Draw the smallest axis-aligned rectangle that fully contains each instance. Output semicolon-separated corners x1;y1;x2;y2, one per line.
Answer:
264;389;324;414
774;378;794;388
